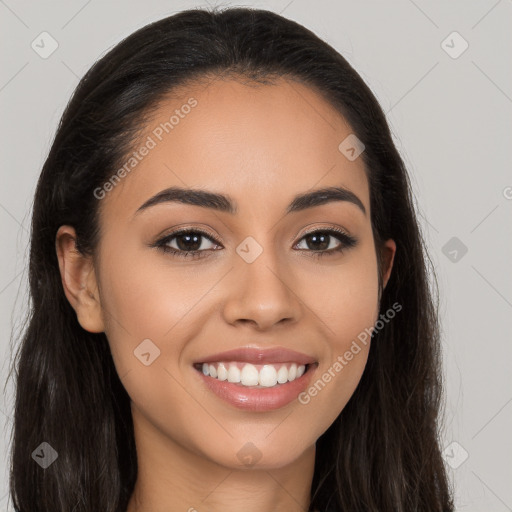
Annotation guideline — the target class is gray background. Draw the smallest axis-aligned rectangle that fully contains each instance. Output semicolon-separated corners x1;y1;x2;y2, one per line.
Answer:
1;0;511;510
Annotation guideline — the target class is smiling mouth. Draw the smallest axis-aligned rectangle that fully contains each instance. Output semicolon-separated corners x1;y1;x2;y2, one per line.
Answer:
193;361;317;388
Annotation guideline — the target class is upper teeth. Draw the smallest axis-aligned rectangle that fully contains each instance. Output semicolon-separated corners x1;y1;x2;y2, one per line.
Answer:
201;362;307;387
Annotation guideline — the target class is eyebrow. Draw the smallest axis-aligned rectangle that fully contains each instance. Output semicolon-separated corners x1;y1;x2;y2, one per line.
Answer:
134;185;366;217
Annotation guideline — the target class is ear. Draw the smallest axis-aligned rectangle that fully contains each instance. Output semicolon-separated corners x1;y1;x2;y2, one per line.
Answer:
381;239;396;290
55;225;105;333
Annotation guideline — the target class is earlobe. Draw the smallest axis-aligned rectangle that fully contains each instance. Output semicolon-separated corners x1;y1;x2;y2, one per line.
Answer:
55;225;105;333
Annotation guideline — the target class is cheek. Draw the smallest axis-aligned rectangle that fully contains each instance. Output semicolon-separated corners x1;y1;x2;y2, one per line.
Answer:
96;249;206;438
305;243;380;348
98;243;204;340
296;247;379;425
95;241;185;374
96;239;224;414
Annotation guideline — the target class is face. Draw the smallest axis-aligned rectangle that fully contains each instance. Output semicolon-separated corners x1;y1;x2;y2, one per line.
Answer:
58;76;395;471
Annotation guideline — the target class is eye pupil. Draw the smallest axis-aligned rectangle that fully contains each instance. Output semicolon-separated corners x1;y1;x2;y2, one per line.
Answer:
306;232;329;251
176;233;202;251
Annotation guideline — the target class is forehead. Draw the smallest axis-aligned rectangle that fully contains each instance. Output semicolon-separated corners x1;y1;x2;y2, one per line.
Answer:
98;76;370;222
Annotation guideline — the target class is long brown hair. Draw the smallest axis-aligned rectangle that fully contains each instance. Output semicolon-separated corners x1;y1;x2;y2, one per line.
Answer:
9;7;453;511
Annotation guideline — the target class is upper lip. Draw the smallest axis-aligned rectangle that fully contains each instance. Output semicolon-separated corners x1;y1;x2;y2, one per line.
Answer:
194;346;317;365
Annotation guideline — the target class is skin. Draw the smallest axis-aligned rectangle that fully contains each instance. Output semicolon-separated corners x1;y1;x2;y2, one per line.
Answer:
56;77;395;512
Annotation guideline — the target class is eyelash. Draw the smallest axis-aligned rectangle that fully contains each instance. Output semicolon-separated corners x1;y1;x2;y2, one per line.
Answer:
153;226;358;260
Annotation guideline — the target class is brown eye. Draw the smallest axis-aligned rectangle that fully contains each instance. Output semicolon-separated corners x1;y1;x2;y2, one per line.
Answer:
295;228;357;258
153;227;357;260
155;229;220;259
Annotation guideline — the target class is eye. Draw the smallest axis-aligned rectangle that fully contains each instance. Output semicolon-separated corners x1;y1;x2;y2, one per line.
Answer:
295;227;357;258
154;228;221;260
152;226;357;260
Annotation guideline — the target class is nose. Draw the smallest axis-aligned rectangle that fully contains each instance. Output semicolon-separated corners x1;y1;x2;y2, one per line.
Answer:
221;246;302;331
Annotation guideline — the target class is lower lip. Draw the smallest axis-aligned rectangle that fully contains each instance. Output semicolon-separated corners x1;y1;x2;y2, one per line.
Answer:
193;363;318;412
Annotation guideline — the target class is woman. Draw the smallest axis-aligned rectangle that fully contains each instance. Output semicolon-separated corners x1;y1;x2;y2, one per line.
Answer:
8;6;454;512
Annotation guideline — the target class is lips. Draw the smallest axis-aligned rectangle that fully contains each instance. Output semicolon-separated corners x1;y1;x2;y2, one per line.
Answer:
193;346;317;366
191;346;319;411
